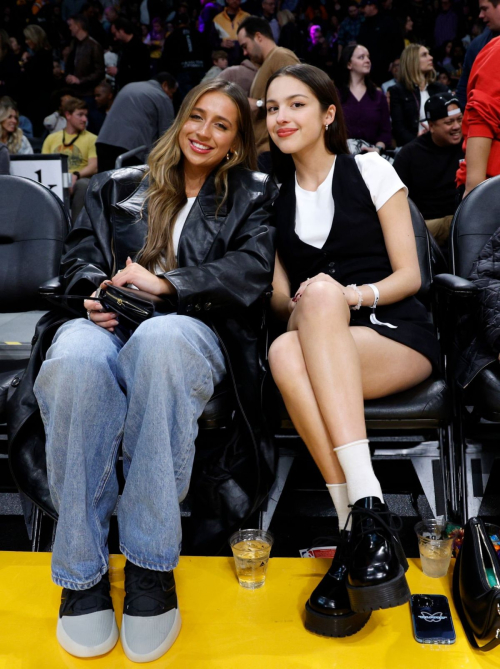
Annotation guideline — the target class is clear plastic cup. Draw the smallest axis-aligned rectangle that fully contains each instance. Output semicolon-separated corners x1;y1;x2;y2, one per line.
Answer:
229;529;273;589
415;520;453;578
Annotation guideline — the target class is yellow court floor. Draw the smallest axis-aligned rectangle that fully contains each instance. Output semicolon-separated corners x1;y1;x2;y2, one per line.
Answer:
0;552;499;669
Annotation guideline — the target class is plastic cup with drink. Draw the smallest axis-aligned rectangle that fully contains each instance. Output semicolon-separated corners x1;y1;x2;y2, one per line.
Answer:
415;519;454;578
229;529;273;589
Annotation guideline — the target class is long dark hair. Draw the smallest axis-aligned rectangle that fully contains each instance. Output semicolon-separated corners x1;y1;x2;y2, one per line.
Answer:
265;64;349;182
338;44;377;103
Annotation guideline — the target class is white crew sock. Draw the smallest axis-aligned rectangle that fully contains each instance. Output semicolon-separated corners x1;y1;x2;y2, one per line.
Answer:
326;482;352;531
334;438;384;505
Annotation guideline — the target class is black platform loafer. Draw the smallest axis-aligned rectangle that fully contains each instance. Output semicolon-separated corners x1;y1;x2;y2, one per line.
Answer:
305;531;371;637
346;497;410;613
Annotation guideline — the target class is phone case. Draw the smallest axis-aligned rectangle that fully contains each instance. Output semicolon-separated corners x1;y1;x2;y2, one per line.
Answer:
410;594;456;644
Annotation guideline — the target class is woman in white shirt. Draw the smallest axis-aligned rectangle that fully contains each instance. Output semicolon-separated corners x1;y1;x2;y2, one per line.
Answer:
266;64;438;638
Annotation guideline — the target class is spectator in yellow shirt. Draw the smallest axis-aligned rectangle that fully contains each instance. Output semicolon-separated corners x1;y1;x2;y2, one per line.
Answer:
42;96;97;220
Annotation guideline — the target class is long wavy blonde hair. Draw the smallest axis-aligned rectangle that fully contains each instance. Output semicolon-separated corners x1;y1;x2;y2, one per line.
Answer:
138;79;257;273
0;105;23;153
399;43;436;91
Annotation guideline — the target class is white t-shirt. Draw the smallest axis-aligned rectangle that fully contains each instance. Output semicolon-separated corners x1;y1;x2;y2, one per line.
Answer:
151;197;196;278
419;87;430;134
172;197;196;257
294;153;408;249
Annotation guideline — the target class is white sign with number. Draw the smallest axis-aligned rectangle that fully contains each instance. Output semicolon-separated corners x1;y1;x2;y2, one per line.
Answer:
10;155;70;201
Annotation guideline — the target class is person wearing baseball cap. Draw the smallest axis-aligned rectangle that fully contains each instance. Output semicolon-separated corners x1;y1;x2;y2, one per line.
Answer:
394;92;464;245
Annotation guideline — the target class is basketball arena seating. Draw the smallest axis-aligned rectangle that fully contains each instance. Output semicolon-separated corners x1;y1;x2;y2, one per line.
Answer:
1;173;498;555
434;175;500;522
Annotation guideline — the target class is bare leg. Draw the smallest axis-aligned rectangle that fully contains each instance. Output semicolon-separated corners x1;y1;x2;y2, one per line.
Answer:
269;281;432;485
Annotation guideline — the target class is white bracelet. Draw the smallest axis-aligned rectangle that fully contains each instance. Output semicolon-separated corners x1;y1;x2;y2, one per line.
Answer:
367;283;379;308
367;283;398;329
347;284;363;310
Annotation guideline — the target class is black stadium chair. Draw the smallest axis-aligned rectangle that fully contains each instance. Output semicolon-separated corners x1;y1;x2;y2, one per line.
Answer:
0;175;70;548
434;175;500;522
262;198;453;537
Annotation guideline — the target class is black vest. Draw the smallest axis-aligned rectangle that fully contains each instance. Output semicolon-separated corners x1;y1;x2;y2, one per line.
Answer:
275;154;395;295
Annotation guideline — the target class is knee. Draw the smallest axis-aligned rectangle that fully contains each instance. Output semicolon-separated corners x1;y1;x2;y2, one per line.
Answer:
268;334;305;386
45;320;117;374
129;316;200;367
298;281;347;320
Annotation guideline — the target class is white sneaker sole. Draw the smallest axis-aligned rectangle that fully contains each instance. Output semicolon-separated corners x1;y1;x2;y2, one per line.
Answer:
121;609;182;663
57;616;119;658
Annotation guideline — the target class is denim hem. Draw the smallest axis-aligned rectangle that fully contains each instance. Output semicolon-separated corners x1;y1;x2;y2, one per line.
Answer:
120;543;179;572
52;564;108;590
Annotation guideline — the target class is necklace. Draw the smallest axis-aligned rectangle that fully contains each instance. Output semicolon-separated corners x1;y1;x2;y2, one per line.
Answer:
62;130;80;147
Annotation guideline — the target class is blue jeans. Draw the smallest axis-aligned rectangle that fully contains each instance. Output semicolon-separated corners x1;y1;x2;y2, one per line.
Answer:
34;315;226;590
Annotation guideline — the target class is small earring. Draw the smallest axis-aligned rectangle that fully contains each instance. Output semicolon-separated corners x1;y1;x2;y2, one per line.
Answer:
226;152;231;160
325;124;330;131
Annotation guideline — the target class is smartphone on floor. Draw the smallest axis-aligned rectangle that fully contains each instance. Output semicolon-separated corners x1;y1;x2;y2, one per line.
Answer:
410;594;456;644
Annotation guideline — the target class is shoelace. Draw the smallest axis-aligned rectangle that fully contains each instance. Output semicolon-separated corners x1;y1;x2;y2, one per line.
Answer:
125;569;175;613
344;503;403;539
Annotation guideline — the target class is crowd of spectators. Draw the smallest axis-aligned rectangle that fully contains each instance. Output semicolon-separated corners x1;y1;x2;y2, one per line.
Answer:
0;0;499;238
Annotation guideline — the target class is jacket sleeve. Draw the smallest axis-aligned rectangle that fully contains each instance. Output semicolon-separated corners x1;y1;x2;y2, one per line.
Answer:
377;90;393;147
163;177;278;315
77;41;105;89
469;233;500;353
389;85;416;146
59;172;115;298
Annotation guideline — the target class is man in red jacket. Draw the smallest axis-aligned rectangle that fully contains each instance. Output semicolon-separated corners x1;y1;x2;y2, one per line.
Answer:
457;36;500;198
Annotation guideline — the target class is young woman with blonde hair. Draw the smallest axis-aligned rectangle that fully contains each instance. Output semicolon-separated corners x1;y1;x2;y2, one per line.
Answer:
24;79;277;662
389;43;448;146
0;104;32;154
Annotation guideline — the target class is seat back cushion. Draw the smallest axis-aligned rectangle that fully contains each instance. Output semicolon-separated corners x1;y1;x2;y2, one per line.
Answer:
408;197;433;301
451;175;500;279
0;176;69;312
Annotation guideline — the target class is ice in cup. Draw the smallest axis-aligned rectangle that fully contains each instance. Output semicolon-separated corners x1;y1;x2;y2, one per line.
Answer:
415;520;454;578
229;529;273;589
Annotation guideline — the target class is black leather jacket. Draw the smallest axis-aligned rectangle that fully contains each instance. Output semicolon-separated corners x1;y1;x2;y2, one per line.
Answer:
8;165;278;546
455;226;500;390
388;81;449;146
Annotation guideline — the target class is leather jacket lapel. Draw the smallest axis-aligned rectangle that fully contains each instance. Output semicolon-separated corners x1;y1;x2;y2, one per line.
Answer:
177;171;228;266
111;169;229;269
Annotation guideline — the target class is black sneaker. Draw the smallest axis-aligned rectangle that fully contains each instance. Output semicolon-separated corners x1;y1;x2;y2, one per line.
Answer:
121;560;181;663
57;571;119;657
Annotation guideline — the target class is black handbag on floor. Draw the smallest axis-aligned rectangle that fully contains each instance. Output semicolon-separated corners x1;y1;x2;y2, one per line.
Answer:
452;516;500;651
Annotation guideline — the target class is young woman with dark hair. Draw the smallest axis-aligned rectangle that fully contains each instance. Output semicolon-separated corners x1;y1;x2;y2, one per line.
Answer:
265;63;438;638
337;44;392;152
20;78;278;662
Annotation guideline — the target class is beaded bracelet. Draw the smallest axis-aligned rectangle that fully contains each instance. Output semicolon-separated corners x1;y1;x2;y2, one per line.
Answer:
347;284;363;310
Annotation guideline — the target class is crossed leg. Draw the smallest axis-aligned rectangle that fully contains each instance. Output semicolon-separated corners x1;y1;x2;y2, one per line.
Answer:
268;281;432;484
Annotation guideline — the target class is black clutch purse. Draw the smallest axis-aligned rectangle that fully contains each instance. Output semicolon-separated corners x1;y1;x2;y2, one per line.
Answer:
42;283;176;329
453;516;500;651
98;284;176;327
